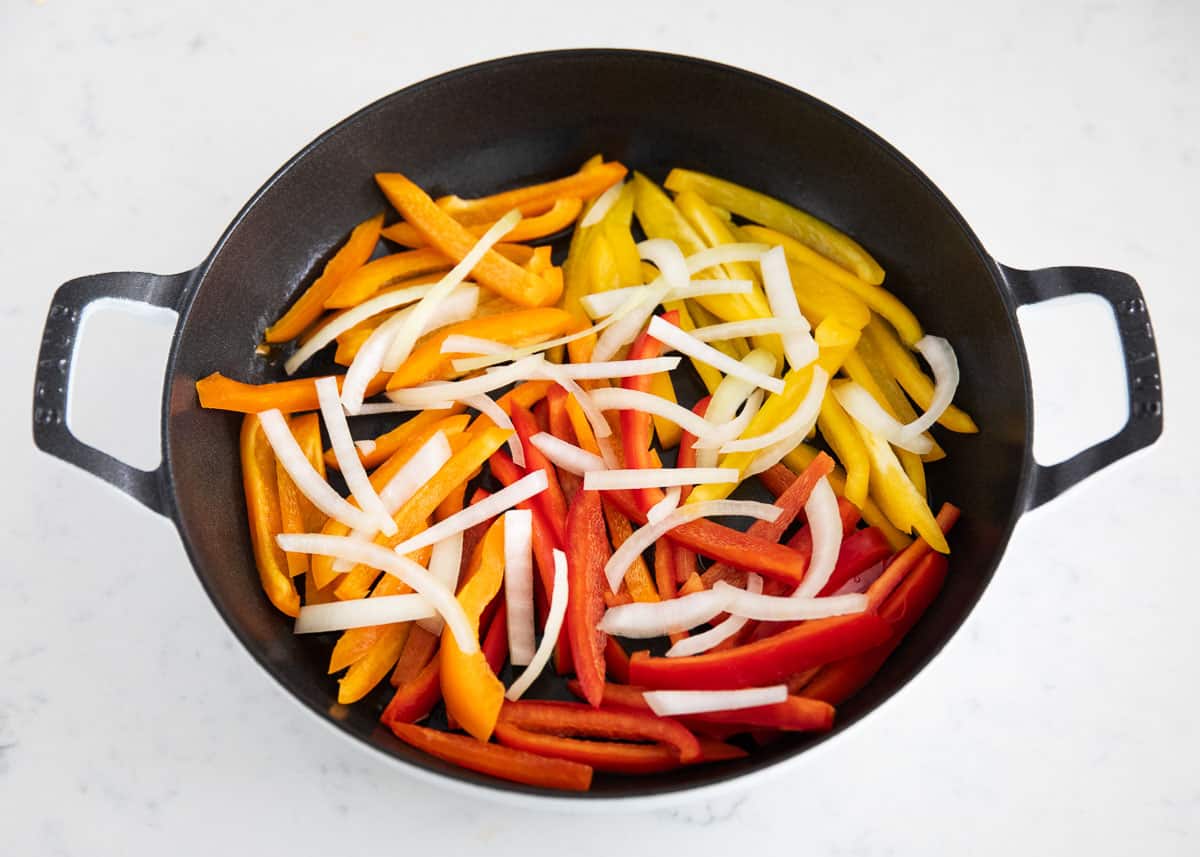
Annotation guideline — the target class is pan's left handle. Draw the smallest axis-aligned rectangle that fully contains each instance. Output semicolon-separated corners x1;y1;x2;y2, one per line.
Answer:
32;270;195;516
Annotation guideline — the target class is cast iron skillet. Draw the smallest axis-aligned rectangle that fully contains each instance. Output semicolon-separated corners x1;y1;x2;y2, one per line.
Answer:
31;50;1163;804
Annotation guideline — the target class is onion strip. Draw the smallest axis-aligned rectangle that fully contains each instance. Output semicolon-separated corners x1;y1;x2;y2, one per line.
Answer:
504;509;536;666
684;243;770;274
598;589;732;638
294;594;435;634
689;319;808;343
506;549;569;701
646;487;681;524
463;393;524;467
714;582;869;621
793;477;841;598
588;387;718;440
833;380;933;455
579;180;624;227
535;361;613;440
580;279;754;319
386;354;545;408
647;315;785;394
667;573;762;657
643;686;788;717
720;366;829;454
583;467;738;492
528;433;606;475
897;335;960;441
316;377;396;535
760;245;818;370
416;530;462;634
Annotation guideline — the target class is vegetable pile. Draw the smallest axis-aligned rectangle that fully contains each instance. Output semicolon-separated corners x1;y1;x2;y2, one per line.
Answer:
197;157;977;791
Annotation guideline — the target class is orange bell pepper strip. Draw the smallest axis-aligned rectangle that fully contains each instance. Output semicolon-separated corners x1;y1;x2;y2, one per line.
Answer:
565;488;610;708
389;624;440;688
382;197;583;248
375;172;563;307
802;551;949;704
498;700;701;763
385;308;574;390
601;501;660;603
264;213;383;342
387;722;593;791
323;249;450;308
331;428;511;598
337;622;411;704
325;409;468;471
439;518;507;742
196;371;388;415
275;412;324;576
436;161;626;225
239;414;300;616
275;460;307;577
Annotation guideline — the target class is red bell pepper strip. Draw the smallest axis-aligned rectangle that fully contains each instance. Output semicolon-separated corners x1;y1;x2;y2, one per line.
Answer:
545;385;582;502
482;602;509;675
387;722;593;791
492;723;740;773
604;637;631;684
758;462;797;498
655;539;679;602
498;700;701;763
603;488;819;588
802;551;949;704
510;403;569;547
866;503;959;609
389;624;440;688
619;310;679;512
381;658;441;725
818;526;892;596
566;488;610;708
629;612;892;690
670;397;708;583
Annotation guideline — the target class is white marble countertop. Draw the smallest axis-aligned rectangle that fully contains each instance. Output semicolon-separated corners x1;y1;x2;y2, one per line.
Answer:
6;0;1197;853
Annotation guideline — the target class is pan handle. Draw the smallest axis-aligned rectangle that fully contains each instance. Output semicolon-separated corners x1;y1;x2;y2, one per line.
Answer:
1001;264;1162;509
32;270;195;516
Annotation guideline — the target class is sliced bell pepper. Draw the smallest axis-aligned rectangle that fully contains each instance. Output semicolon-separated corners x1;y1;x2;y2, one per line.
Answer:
382;197;583;248
852;416;948;554
647;371;683;449
469;380;554;432
631;171;706;254
197;371;388;415
482;601;508;675
843;339;944;461
545;385;583;501
375;172;562;307
264;213;384;342
601;183;643;287
629;611;892;690
664;169;885;284
387;722;593;791
862;316;979;433
817;392;871;509
381;657;440;725
437;160;626;225
385;308;574;390
566;488;610;708
337;622;411;704
818;526;893;596
802;551;949;704
498;699;701;763
389;624;440;688
239;414;300;616
788;261;872;331
619;310;679;512
867;503;959;608
605;638;632;684
601;501;660;602
814;315;861;376
322;248;450;308
741;224;923;345
327;410;468;471
510;403;569;546
492;722;729;774
439;518;507;741
277;412;325;573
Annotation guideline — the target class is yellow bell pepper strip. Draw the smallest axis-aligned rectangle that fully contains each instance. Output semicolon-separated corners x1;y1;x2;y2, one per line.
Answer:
817;393;870;509
381;197;584;248
332;427;511;599
375;172;562;307
741;225;924;345
787;261;871;331
647;371;683;449
850;411;949;553
842;345;945;461
196;371;388;415
662;299;723;394
264;213;384;342
385;308;575;390
632;172;706;254
602;501;660;603
601;183;642;287
440;518;507;741
325;408;467;471
323;249;451;308
239;415;301;616
585;230;622;295
664;169;885;284
814;316;860;375
688;365;819;505
336;622;411;704
780;444;911;551
862;317;980;434
436;160;627;225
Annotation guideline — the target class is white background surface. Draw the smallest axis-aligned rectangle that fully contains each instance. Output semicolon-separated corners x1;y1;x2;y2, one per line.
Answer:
5;0;1197;853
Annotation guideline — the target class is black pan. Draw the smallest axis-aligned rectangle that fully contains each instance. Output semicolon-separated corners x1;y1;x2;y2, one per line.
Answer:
31;50;1163;804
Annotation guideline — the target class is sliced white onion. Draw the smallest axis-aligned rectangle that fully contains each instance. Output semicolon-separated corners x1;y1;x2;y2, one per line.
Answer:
528;432;606;475
720;366;829;454
647;315;785;394
316;377;396;536
503;509;536;666
284;282;434;375
389;470;548;557
667;574;762;657
463;393;524;468
579;180;624;228
547;357;681;380
598;588;732;638
440;334;510;356
580;279;754;319
760;245;818;370
714;581;868;621
833;380;933;455
646;487;681;524
415;530;462;635
690;349;777;462
506;548;569;701
896;335;960;441
643;686;788;717
690;319;808;343
693;390;765;459
294;594;435;634
534;360;613;440
257;409;377;533
276;533;476;653
382;210;521;371
603;500;782;592
684;243;770;275
793;477;841;598
591;277;673;362
355;439;377;456
386;354;546;408
341;285;479;413
637;238;689;291
332;430;453;572
588;387;718;440
583;467;738;492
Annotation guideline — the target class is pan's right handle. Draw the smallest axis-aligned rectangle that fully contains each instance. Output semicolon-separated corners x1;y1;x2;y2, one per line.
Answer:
32;270;195;516
1001;264;1163;509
